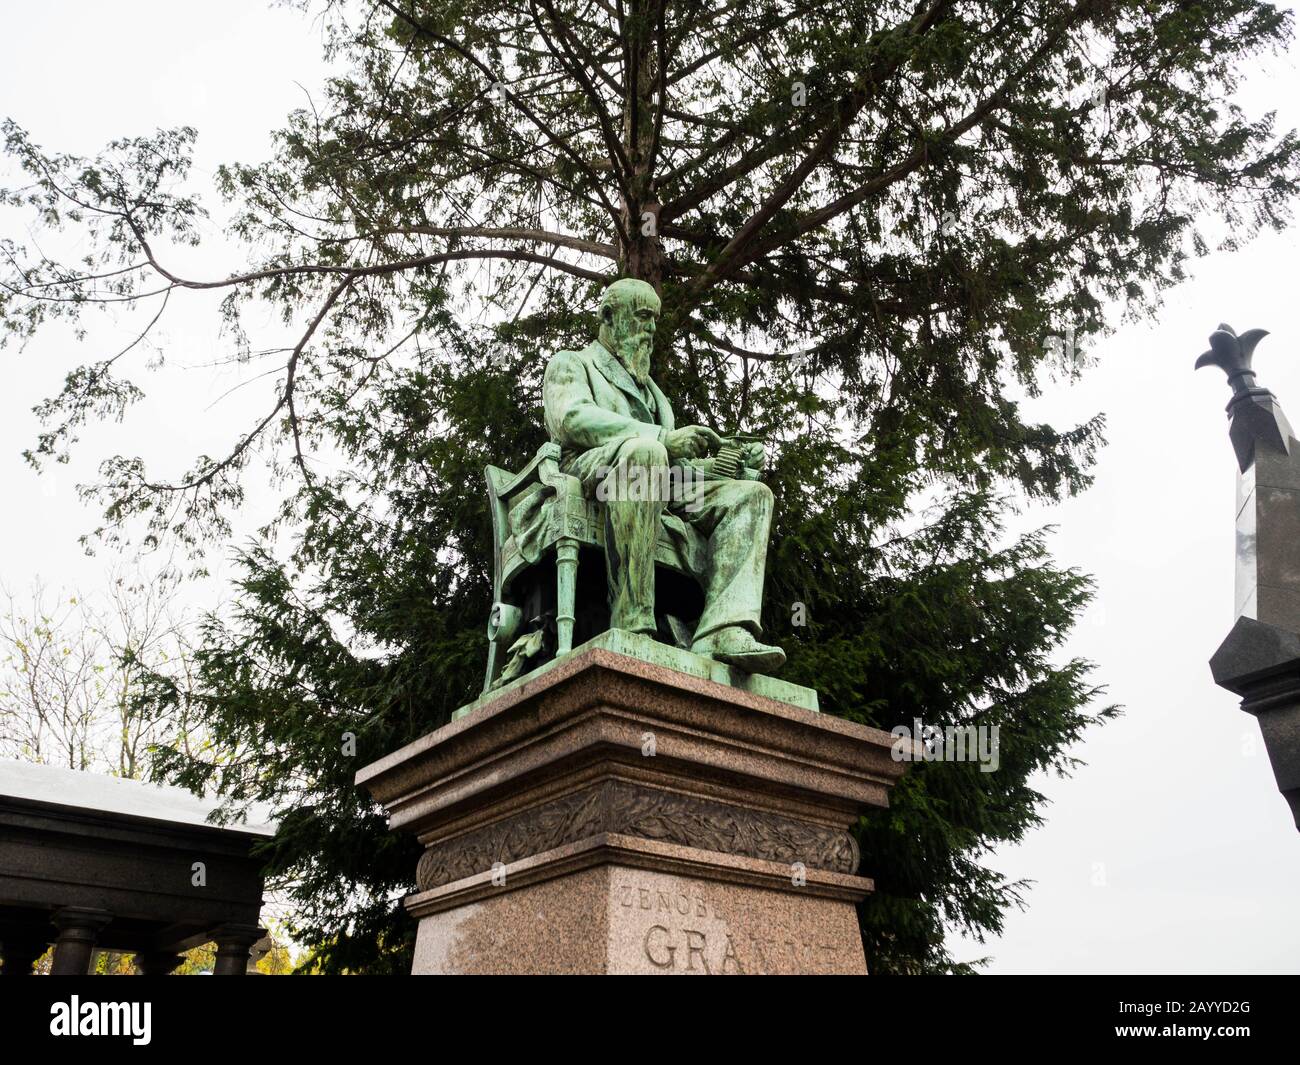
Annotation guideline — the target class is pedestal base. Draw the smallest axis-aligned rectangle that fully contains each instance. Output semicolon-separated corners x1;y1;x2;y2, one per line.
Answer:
408;836;870;974
357;634;907;974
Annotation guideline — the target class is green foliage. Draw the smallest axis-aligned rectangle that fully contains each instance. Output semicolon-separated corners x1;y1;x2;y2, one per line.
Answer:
4;0;1297;972
174;943;215;975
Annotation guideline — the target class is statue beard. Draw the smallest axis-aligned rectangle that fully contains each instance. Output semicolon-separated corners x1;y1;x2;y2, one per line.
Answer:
615;331;653;387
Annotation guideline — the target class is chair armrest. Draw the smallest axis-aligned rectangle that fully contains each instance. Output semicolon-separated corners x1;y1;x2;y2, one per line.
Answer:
538;454;581;499
496;442;562;499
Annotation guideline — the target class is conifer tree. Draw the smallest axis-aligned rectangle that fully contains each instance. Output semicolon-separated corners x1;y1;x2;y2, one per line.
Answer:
3;0;1296;971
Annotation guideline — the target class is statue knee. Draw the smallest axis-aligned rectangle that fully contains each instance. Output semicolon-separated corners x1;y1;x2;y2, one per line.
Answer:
602;438;671;505
725;478;773;517
623;438;669;469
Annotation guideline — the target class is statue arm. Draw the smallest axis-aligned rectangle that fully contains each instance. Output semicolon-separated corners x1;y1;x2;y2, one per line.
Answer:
543;351;665;450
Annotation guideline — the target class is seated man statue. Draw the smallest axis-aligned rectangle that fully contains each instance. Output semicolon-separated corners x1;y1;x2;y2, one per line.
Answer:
542;278;786;673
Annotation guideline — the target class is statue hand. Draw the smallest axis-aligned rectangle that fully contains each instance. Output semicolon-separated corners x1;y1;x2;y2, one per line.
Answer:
665;425;721;461
742;442;766;471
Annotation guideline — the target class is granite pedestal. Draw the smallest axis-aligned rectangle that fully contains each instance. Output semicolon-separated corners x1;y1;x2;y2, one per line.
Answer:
357;631;907;975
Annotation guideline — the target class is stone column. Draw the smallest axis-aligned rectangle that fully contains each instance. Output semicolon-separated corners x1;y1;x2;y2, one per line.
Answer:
1198;323;1300;830
210;924;265;975
357;630;910;975
134;950;183;975
49;907;112;975
1;938;48;975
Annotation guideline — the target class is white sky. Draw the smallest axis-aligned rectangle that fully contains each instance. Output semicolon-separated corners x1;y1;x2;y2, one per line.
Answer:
1;1;1298;974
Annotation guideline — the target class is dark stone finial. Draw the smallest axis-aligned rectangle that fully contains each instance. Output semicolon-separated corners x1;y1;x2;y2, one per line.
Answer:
1195;323;1293;472
1195;323;1271;395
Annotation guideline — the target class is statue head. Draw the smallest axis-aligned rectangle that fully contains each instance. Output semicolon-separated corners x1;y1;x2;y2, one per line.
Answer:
598;278;660;386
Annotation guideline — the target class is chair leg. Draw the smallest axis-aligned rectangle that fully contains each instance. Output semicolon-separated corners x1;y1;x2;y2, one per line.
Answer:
556;537;579;654
482;642;499;695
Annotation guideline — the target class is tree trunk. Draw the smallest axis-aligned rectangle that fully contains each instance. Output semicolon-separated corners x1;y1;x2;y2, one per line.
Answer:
620;1;663;290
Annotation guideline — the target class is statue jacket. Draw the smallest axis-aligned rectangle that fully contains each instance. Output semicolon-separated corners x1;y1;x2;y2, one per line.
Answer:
542;339;677;489
522;340;703;572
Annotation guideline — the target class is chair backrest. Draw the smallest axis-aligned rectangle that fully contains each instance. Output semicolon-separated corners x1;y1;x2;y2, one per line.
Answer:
484;466;514;602
483;442;562;601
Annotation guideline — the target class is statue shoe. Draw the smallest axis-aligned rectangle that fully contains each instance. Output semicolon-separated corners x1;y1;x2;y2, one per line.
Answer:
691;626;786;674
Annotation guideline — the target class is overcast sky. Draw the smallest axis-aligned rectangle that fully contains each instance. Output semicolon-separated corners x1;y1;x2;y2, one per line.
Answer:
2;2;1298;974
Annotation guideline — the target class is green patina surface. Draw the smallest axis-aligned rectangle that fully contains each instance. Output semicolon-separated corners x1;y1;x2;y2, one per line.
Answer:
540;279;784;669
485;279;794;698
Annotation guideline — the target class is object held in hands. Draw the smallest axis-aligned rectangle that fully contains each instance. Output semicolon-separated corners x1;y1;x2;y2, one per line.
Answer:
712;433;764;479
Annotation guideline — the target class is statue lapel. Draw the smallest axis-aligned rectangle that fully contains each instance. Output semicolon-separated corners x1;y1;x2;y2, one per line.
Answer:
646;377;674;432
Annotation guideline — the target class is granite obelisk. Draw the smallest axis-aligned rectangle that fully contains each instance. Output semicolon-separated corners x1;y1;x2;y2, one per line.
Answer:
1199;324;1300;829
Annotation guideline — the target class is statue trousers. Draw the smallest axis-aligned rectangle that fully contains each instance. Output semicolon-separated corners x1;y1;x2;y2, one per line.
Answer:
566;436;774;640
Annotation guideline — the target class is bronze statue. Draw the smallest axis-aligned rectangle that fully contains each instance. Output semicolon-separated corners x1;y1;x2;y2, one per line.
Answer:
541;279;785;672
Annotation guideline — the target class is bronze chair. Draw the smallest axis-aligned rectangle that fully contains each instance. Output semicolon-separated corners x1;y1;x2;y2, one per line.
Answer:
482;442;701;693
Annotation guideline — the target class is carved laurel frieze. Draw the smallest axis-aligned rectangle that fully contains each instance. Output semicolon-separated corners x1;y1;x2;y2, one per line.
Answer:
415;781;858;891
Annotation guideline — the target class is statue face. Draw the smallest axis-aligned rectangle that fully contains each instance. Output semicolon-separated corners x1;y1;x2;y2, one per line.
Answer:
599;281;659;386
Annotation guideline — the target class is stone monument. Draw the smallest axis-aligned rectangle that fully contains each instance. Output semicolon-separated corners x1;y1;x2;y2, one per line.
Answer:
1198;323;1300;830
0;761;271;975
357;280;911;973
